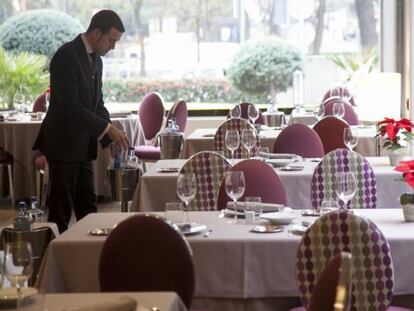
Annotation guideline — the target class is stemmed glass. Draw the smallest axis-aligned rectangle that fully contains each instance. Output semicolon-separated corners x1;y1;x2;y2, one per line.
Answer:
314;104;325;121
176;173;197;223
225;130;240;162
225;171;245;224
247;105;259;124
333;101;345;119
334;172;357;208
45;90;50;111
230;104;241;118
241;129;257;159
3;242;33;311
330;87;341;99
343;127;359;150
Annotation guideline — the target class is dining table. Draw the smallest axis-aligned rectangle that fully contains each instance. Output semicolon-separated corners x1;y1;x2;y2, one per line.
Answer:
131;157;409;212
0;114;142;199
181;125;379;159
36;209;414;311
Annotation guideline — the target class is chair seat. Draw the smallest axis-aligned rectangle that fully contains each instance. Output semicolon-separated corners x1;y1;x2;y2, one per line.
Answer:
134;145;161;160
35;155;47;170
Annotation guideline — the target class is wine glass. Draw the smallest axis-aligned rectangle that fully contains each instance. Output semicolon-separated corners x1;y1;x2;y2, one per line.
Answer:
45;90;50;111
333;101;345;119
225;130;240;162
230;104;241;119
330;87;341;99
225;171;245;224
343;127;359;150
3;242;34;311
314;104;325;121
247;105;259;124
241;129;257;159
334;172;357;208
176;173;196;223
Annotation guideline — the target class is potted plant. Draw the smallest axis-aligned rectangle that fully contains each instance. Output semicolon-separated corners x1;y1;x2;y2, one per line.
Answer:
395;160;414;221
377;117;414;166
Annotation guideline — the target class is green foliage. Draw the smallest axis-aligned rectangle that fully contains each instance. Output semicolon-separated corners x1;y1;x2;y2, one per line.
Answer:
0;9;83;58
102;79;269;104
226;38;303;95
0;47;49;109
400;193;414;205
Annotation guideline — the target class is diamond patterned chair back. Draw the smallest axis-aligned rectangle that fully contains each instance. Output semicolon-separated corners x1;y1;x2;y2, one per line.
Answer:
311;148;377;209
180;151;231;211
213;118;261;159
296;210;394;311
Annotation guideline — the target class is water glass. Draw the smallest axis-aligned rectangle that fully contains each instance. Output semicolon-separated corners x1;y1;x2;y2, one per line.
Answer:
230;104;241;118
320;200;340;214
333;101;345;119
343;127;359;150
176;173;196;223
225;171;245;224
330;87;341;99
225;130;240;161
241;129;257;159
313;104;325;121
165;202;185;224
245;196;262;215
247;105;259;124
334;172;357;208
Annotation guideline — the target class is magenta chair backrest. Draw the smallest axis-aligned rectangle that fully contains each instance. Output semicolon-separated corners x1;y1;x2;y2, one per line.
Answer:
296;210;394;311
32;93;46;113
313;116;349;154
322;86;356;106
324;98;359;125
216;159;287;209
273;123;324;158
166;99;188;132
99;215;195;309
227;103;265;125
138;92;165;141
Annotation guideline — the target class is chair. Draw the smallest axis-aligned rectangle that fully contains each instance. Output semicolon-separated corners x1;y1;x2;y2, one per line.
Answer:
0;148;14;208
322;86;356;106
313;116;349;154
180;151;231;211
294;209;411;311
324;98;359;125
32;93;47;112
227;103;265;125
34;155;48;211
216;159;287;209
0;226;56;286
213;118;261;159
166;99;187;132
134;92;165;169
99;214;195;309
310;148;377;209
273;124;324;158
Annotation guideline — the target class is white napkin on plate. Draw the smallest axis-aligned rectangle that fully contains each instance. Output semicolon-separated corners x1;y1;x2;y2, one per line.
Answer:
226;201;285;213
63;296;137;311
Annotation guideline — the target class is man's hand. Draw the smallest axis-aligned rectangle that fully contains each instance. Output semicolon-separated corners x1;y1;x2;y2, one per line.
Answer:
107;124;129;151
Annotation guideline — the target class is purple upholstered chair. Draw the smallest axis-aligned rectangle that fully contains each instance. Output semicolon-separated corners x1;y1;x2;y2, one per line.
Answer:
166;99;187;132
213;118;261;159
134;92;165;167
313;116;349;154
273;124;324;158
179;151;231;211
99;214;195;309
32;93;47;113
227;103;265;125
216;159;287;209
292;210;411;311
311;148;377;209
322;86;356;106
324;98;359;125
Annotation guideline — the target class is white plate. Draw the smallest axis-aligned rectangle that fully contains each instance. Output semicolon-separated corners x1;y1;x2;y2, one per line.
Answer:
156;167;180;173
280;165;304;171
266;158;295;167
250;224;284;233
178;223;208;236
290;224;308;235
260;212;297;225
0;287;38;307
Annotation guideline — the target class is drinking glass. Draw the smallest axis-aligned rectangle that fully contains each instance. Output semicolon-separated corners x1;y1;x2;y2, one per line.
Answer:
313;104;325;121
241;129;257;159
247;105;259;124
225;171;245;224
230;104;241;118
3;242;33;311
225;130;240;162
333;101;345;119
320;200;340;214
334;172;357;208
245;196;262;215
45;91;50;111
176;173;196;223
330;87;341;99
165;202;185;224
343;127;359;150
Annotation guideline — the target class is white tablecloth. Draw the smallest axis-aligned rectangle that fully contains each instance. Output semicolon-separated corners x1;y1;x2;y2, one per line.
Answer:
131;157;409;212
37;210;414;311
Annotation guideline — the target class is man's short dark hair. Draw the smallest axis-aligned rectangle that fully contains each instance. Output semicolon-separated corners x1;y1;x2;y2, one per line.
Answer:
86;10;125;34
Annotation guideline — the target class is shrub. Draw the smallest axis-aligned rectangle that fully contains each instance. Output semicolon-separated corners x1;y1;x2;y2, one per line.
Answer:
226;37;303;95
0;9;83;58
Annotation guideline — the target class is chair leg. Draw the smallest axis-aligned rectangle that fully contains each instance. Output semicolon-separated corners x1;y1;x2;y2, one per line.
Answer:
40;163;49;212
36;169;42;202
6;164;14;208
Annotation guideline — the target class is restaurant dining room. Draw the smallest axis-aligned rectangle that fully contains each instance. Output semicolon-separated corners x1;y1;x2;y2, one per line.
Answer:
2;0;414;310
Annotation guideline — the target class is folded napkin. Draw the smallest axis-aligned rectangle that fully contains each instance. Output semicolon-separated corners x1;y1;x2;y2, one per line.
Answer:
227;201;285;213
267;153;298;159
63;296;137;311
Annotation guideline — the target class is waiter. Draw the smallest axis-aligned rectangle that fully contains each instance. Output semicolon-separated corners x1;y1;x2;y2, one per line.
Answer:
33;10;128;232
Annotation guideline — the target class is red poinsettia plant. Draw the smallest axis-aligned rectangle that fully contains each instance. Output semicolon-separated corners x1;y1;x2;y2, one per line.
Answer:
395;160;414;204
377;118;414;151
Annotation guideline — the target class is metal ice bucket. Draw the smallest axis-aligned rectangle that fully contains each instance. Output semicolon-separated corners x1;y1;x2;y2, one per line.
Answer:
264;112;286;127
107;166;141;203
158;132;184;159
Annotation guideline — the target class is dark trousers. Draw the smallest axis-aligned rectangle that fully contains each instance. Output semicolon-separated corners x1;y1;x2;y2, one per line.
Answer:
47;158;97;233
